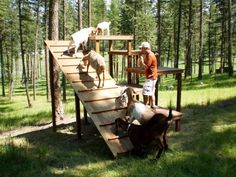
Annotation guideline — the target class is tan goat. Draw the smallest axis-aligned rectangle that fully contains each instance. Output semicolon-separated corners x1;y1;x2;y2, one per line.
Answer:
80;50;105;88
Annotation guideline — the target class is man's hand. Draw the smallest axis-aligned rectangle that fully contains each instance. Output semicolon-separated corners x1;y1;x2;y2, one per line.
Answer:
138;56;144;67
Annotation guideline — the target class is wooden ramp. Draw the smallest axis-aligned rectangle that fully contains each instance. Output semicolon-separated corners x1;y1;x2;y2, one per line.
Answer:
45;40;183;157
45;40;135;157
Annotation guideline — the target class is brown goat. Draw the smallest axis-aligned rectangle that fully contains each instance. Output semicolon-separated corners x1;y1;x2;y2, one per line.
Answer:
115;109;173;159
79;50;105;88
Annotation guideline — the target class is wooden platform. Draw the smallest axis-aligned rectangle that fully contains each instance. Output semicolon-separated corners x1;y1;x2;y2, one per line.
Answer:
45;40;182;157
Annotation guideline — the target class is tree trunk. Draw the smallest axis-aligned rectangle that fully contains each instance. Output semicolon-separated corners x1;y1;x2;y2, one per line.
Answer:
167;35;171;67
198;0;203;80
88;0;91;27
49;0;64;131
157;0;161;63
44;0;50;101
33;0;40;100
0;35;5;96
8;34;14;100
227;0;233;76
78;0;82;29
208;4;213;74
220;1;227;73
184;0;193;78
175;0;182;68
62;0;67;102
18;0;32;108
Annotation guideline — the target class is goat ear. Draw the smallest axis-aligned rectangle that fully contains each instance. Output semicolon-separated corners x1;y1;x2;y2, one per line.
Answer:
122;88;127;94
131;88;137;95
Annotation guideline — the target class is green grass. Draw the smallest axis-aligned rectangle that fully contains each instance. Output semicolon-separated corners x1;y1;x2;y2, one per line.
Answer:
0;73;236;177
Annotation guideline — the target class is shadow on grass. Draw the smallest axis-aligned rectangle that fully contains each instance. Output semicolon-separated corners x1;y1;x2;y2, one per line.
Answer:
1;97;236;177
0;110;52;132
0;98;15;113
0;120;113;177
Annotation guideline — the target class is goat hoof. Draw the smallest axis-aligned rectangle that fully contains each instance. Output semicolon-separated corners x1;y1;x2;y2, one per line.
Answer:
165;147;172;152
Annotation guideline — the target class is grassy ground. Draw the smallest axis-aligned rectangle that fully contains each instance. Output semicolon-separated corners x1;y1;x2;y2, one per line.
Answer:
0;73;236;177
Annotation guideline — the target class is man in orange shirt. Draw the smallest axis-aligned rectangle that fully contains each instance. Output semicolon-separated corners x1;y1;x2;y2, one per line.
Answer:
139;42;158;109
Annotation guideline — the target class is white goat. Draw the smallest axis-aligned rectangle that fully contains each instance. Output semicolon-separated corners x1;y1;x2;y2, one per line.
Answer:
120;87;155;124
68;27;95;55
79;50;105;88
96;21;111;36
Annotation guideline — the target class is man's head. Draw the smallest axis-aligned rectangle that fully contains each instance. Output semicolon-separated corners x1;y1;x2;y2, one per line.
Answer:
139;42;151;53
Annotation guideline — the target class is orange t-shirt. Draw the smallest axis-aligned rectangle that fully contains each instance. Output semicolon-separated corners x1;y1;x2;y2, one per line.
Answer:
144;51;158;80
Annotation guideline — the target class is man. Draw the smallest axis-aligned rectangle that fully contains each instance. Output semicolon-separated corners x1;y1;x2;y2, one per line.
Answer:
139;42;158;109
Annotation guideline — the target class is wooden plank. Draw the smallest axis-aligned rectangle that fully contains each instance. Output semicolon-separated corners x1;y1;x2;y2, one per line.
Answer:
66;71;96;74
89;35;133;41
84;96;119;103
108;50;141;56
77;85;118;93
58;57;82;60
66;72;112;84
77;88;122;102
92;108;126;114
127;67;184;75
72;78;112;83
108;135;129;141
99;122;116;127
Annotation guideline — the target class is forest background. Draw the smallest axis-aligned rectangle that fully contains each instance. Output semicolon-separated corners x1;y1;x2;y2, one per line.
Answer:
0;0;235;107
0;1;236;176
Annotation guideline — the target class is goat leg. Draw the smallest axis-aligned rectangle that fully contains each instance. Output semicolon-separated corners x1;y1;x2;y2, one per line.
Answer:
163;129;169;151
114;119;119;135
97;71;101;88
102;71;105;87
86;64;89;75
156;138;164;159
68;40;73;55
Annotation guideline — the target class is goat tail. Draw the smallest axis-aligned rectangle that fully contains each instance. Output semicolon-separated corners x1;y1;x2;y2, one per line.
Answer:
167;108;173;124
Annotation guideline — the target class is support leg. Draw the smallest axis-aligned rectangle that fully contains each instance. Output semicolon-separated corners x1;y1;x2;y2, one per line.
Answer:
74;92;81;139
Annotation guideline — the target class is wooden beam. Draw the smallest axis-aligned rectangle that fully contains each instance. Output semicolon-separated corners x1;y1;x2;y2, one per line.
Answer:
74;92;81;139
77;86;118;93
72;78;111;83
89;35;133;41
84;96;118;103
108;135;128;141
92;107;126;114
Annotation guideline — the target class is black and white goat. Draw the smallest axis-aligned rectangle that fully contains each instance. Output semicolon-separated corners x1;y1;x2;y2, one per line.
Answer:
116;87;155;125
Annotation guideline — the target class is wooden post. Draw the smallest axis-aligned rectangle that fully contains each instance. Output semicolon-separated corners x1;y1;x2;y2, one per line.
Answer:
155;76;159;106
176;73;182;112
95;40;100;53
84;107;88;124
135;55;139;85
49;53;56;131
109;40;113;77
175;72;182;131
74;92;81;139
127;40;132;84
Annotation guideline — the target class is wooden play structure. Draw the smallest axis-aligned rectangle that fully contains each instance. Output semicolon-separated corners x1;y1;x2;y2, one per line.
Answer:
45;35;183;157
